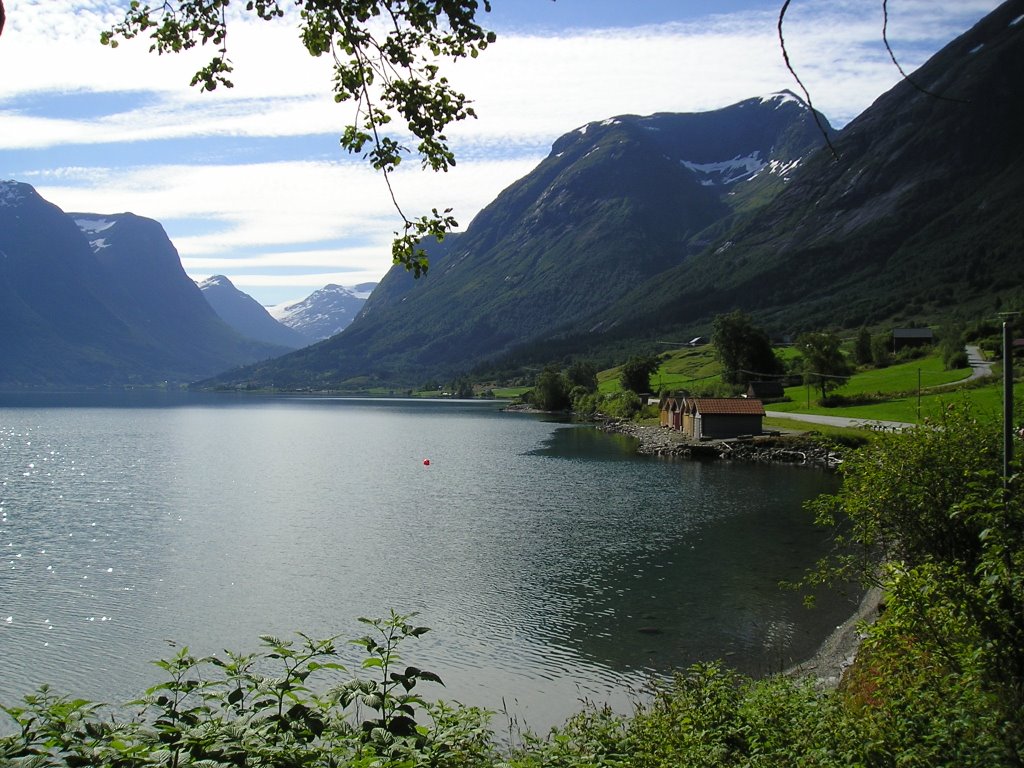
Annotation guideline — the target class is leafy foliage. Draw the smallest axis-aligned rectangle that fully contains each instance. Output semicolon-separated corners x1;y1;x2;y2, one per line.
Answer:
101;1;495;275
870;333;893;368
804;404;1024;763
1;612;494;768
796;331;851;401
711;311;783;388
565;360;598;394
530;364;572;411
618;355;659;394
853;326;873;367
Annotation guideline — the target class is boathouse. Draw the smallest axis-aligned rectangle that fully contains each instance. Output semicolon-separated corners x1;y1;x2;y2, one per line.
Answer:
659;396;682;430
682;397;766;440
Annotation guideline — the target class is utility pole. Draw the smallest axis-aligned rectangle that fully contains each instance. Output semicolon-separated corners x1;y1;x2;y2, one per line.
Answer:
917;368;922;423
999;312;1020;488
1004;320;1014;485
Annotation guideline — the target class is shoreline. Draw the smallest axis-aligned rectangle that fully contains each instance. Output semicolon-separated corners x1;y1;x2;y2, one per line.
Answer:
596;420;843;468
783;587;883;688
599;419;878;687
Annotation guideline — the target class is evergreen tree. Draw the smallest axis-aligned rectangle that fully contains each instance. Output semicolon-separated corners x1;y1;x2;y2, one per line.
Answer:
853;326;873;366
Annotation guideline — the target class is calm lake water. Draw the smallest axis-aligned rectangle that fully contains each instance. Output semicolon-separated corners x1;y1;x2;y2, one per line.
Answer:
0;393;853;732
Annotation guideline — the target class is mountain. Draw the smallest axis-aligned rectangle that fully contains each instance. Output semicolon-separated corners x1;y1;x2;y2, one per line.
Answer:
199;1;1024;392
0;182;288;387
199;274;308;349
202;92;834;389
267;283;375;343
615;0;1024;336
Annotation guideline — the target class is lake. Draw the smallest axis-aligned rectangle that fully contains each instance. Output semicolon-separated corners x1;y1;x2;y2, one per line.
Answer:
0;393;854;732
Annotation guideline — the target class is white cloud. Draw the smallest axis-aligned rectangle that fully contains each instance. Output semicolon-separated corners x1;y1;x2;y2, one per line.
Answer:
33;155;541;289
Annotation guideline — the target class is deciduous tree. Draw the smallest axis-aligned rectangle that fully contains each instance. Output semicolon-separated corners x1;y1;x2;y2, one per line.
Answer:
531;364;570;411
711;311;783;388
796;331;850;400
566;360;598;393
619;355;659;395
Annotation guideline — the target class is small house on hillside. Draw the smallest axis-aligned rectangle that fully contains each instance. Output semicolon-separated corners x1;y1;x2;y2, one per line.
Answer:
892;328;934;352
746;381;785;401
681;397;766;440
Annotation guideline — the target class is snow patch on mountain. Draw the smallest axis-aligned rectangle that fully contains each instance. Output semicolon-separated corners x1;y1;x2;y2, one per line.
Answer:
759;91;803;108
198;275;231;290
0;180;28;207
748;157;804;183
74;217;116;234
266;283;376;342
681;152;766;185
74;218;118;253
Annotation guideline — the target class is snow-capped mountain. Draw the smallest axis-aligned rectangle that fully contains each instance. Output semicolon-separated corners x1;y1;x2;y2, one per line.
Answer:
198;275;308;349
267;283;376;343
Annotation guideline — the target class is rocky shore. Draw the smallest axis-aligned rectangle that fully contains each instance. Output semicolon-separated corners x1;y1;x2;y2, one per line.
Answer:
596;420;843;468
783;587;884;689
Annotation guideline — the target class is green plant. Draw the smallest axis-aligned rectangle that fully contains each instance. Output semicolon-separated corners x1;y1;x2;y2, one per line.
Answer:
711;311;783;387
336;611;443;742
619;355;660;394
0;613;493;768
854;326;873;366
531;365;572;411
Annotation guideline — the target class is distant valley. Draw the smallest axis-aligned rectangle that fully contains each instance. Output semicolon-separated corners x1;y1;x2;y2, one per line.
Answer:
197;276;375;349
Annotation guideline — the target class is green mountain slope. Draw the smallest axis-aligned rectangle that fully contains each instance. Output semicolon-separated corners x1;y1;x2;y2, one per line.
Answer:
203;93;832;389
203;1;1023;392
620;0;1024;336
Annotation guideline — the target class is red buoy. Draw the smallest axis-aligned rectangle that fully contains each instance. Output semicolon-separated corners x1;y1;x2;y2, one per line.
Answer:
423;459;430;466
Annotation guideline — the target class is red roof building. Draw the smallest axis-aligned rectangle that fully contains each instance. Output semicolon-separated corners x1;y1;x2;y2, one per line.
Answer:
681;397;765;440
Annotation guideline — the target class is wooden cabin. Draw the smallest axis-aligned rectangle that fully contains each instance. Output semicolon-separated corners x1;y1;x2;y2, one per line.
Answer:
659;396;682;430
681;397;766;440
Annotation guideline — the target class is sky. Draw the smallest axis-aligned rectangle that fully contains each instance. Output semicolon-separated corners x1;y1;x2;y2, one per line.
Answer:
0;0;1005;307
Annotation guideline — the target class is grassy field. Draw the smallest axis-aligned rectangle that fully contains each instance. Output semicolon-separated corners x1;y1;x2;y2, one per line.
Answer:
597;346;722;395
778;355;969;402
491;386;530;399
762;416;874;444
613;346;1006;426
767;355;980;423
491;345;1011;429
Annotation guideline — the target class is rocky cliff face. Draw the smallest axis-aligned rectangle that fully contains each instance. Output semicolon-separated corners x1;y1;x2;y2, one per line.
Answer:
199;275;308;349
0;181;286;386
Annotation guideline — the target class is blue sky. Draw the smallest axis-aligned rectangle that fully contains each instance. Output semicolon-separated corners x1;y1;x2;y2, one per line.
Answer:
0;0;1003;306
